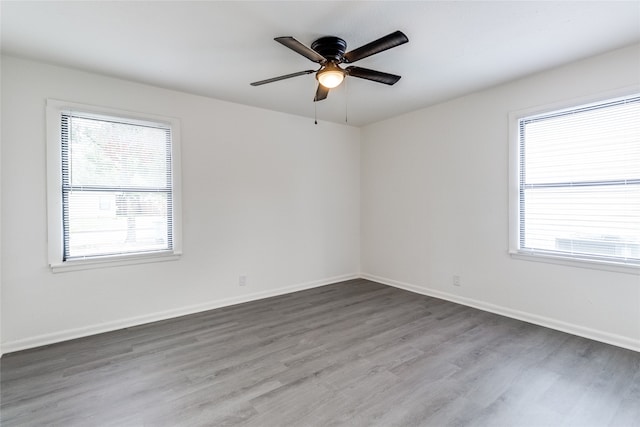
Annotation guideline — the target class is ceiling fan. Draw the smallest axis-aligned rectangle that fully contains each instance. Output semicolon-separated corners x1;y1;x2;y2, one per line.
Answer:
250;31;409;102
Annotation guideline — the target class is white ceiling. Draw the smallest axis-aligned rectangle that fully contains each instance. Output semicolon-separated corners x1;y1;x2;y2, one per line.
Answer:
2;1;639;126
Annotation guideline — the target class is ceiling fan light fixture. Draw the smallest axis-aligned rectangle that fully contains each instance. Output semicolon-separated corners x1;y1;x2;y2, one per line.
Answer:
317;64;344;88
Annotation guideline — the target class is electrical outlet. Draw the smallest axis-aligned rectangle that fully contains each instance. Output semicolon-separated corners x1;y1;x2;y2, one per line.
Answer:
453;275;461;287
239;275;247;286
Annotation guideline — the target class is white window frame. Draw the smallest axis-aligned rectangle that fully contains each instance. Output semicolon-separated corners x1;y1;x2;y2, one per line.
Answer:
46;99;182;272
508;88;640;275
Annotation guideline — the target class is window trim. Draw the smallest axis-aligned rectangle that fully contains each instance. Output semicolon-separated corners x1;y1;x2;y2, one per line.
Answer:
508;87;640;275
46;99;182;272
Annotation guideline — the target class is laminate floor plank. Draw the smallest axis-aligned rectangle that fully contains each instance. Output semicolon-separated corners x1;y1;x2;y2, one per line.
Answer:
2;279;639;426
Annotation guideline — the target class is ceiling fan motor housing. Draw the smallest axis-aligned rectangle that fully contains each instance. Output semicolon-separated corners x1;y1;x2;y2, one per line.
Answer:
311;36;347;62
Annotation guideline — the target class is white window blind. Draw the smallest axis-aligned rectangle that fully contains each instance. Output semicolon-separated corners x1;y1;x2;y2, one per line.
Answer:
61;112;174;260
518;94;640;266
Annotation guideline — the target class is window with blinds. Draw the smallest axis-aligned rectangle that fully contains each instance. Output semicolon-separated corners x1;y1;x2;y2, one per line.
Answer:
60;111;174;261
516;94;640;266
47;100;181;271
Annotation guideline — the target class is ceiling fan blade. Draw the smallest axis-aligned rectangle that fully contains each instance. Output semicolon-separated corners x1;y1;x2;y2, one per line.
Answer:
275;37;326;63
314;84;329;102
343;30;408;63
250;70;315;86
346;66;401;85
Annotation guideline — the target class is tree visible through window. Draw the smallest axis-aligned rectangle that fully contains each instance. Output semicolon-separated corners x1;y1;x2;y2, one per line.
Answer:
515;94;640;266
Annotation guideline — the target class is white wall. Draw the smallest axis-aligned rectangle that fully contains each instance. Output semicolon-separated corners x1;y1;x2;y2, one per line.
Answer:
361;44;640;351
0;59;3;353
3;44;639;356
0;56;361;354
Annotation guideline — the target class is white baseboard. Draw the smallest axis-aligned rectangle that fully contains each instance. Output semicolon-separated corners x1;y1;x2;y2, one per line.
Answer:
1;273;359;356
4;272;637;356
360;273;640;353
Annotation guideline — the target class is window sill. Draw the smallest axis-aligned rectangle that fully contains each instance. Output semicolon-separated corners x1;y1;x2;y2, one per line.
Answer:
50;251;181;273
509;250;639;275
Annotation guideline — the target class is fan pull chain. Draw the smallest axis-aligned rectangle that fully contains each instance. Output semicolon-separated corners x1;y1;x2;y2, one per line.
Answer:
344;78;348;124
314;81;318;125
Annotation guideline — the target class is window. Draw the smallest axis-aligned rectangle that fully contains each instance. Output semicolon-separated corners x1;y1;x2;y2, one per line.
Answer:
510;92;640;270
47;100;182;271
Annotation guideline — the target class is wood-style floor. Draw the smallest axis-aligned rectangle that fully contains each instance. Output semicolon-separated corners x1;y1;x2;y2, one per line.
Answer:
1;279;639;426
